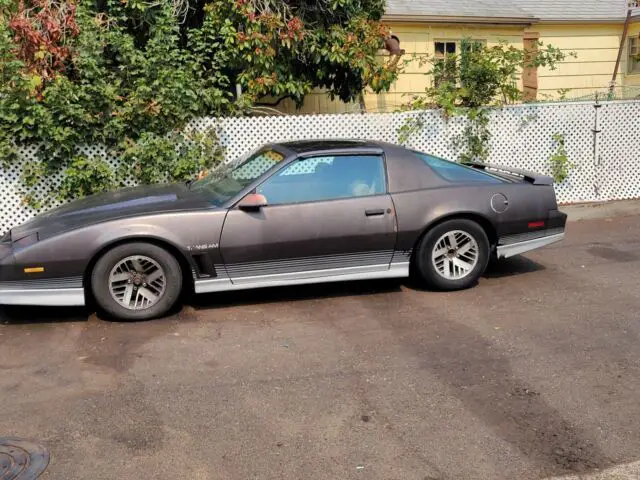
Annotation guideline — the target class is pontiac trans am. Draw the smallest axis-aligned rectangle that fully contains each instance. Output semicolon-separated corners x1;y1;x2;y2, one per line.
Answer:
0;140;566;321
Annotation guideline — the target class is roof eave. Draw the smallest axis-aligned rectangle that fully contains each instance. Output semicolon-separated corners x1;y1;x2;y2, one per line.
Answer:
535;18;630;24
382;14;536;26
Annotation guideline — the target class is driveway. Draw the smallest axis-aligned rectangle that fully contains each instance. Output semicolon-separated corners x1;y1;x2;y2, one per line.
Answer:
2;204;640;480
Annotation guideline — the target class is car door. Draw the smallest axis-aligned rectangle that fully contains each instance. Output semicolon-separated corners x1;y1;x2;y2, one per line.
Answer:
219;154;397;284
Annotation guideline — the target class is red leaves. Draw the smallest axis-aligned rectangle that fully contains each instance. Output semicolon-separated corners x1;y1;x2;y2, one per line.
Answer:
8;0;80;88
286;16;304;41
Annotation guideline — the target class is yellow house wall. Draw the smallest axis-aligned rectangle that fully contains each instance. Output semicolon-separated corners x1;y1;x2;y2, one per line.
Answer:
275;23;524;115
275;20;637;114
363;23;524;112
527;24;624;99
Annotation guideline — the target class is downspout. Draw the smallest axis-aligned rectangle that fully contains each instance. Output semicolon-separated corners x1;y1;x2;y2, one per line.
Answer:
610;9;632;96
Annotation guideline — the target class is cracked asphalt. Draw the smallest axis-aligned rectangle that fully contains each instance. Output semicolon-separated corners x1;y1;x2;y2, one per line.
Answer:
1;202;640;480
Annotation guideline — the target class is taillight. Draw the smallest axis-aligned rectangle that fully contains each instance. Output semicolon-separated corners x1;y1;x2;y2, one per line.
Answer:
528;221;545;229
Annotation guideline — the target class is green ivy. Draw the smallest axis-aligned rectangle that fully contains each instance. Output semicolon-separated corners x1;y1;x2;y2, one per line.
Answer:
59;156;117;202
548;133;575;184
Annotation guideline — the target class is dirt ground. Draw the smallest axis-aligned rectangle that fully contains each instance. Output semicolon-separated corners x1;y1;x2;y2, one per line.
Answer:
2;203;640;480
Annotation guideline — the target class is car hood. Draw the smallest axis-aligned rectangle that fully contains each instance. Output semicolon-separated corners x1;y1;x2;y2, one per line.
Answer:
11;183;217;240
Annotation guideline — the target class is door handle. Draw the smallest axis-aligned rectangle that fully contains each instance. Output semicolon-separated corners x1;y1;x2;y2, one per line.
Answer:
365;209;386;217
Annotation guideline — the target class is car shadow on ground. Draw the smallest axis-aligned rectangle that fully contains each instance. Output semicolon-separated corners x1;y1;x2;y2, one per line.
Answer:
483;255;546;279
0;305;89;325
190;254;545;311
188;278;405;311
0;255;545;324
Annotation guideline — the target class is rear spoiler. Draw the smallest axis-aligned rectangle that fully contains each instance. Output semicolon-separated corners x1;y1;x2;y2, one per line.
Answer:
462;161;554;186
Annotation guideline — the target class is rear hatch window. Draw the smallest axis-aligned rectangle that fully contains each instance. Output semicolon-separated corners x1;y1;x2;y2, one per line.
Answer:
414;152;507;184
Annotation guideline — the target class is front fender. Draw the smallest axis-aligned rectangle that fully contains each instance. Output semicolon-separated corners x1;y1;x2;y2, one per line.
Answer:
7;210;227;282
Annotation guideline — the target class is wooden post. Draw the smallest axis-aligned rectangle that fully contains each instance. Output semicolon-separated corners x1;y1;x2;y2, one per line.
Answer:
611;9;633;93
523;32;540;101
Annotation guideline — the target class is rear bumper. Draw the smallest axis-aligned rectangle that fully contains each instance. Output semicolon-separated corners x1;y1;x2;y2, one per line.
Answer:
0;277;85;306
496;232;565;259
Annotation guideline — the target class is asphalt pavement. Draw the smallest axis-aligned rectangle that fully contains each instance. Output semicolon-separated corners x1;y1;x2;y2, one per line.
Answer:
1;201;640;480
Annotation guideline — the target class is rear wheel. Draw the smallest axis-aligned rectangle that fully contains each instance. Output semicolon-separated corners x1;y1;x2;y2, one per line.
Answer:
415;219;490;291
91;242;183;321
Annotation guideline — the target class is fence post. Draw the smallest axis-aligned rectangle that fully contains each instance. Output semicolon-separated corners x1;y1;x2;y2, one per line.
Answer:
592;94;603;200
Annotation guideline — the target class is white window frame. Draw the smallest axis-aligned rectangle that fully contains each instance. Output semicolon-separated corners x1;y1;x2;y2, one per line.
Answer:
432;39;487;87
629;37;640;75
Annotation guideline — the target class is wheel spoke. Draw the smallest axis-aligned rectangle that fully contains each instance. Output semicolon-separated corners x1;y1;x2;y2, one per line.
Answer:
433;246;448;259
453;257;473;273
110;272;130;283
146;269;163;284
122;284;134;306
445;259;454;277
131;258;144;272
447;233;458;249
457;241;474;257
137;287;157;303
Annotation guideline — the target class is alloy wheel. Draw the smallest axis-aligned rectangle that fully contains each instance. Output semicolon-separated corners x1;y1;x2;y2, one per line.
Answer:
431;230;479;280
108;255;167;310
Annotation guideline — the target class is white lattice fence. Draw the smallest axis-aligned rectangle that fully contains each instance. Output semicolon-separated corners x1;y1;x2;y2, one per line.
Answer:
597;102;640;201
2;100;640;234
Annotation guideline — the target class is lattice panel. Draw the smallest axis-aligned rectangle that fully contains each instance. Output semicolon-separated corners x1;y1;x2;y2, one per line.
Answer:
2;101;640;234
597;101;640;201
485;102;599;204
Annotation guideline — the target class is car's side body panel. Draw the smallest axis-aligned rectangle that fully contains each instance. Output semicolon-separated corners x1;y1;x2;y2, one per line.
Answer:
203;195;400;293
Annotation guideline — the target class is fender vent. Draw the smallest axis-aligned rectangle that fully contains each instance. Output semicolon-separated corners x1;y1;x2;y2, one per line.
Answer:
192;254;217;278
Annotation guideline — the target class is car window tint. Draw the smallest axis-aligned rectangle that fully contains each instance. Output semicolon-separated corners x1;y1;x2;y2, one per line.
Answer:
257;155;386;205
415;152;504;184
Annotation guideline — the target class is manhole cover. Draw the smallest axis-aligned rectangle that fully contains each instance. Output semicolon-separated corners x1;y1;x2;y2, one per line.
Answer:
0;438;49;480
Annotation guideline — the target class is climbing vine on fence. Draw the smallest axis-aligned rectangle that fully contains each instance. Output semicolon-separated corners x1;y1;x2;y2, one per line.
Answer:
399;38;573;171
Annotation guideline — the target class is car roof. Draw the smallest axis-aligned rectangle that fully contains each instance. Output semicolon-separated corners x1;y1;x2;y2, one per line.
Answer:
274;139;386;156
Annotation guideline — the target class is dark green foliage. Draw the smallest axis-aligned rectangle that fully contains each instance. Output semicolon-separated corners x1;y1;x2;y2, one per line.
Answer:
0;0;397;207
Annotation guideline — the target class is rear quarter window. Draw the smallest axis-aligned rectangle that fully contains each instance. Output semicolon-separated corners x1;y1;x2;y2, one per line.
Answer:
414;152;505;184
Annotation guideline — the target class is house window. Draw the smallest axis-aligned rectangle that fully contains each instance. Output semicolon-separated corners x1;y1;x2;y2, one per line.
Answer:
433;40;486;87
629;37;640;74
434;41;458;87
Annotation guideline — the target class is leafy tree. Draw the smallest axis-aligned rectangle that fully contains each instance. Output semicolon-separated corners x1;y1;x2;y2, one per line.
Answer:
0;0;399;207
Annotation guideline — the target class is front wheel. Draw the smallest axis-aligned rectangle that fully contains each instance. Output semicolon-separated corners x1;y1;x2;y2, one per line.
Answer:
91;242;183;321
414;219;490;291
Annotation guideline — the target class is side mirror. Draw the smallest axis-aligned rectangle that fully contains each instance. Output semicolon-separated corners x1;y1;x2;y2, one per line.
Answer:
238;193;268;211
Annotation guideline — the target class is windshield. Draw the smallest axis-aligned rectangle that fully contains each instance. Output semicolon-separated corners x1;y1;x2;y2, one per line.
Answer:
191;148;286;204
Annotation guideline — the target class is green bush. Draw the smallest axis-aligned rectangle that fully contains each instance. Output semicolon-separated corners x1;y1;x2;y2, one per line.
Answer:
0;0;399;208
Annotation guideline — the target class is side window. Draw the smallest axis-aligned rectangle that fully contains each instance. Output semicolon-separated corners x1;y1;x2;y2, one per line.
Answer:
415;152;504;184
231;150;284;181
257;155;386;205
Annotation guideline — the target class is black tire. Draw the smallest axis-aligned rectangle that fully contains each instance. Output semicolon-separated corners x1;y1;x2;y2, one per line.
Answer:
414;219;490;291
91;242;183;321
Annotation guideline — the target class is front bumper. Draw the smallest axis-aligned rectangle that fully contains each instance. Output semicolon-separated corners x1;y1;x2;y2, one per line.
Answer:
0;239;85;307
0;277;85;306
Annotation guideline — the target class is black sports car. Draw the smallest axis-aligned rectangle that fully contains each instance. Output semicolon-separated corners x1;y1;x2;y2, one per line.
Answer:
0;140;566;320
